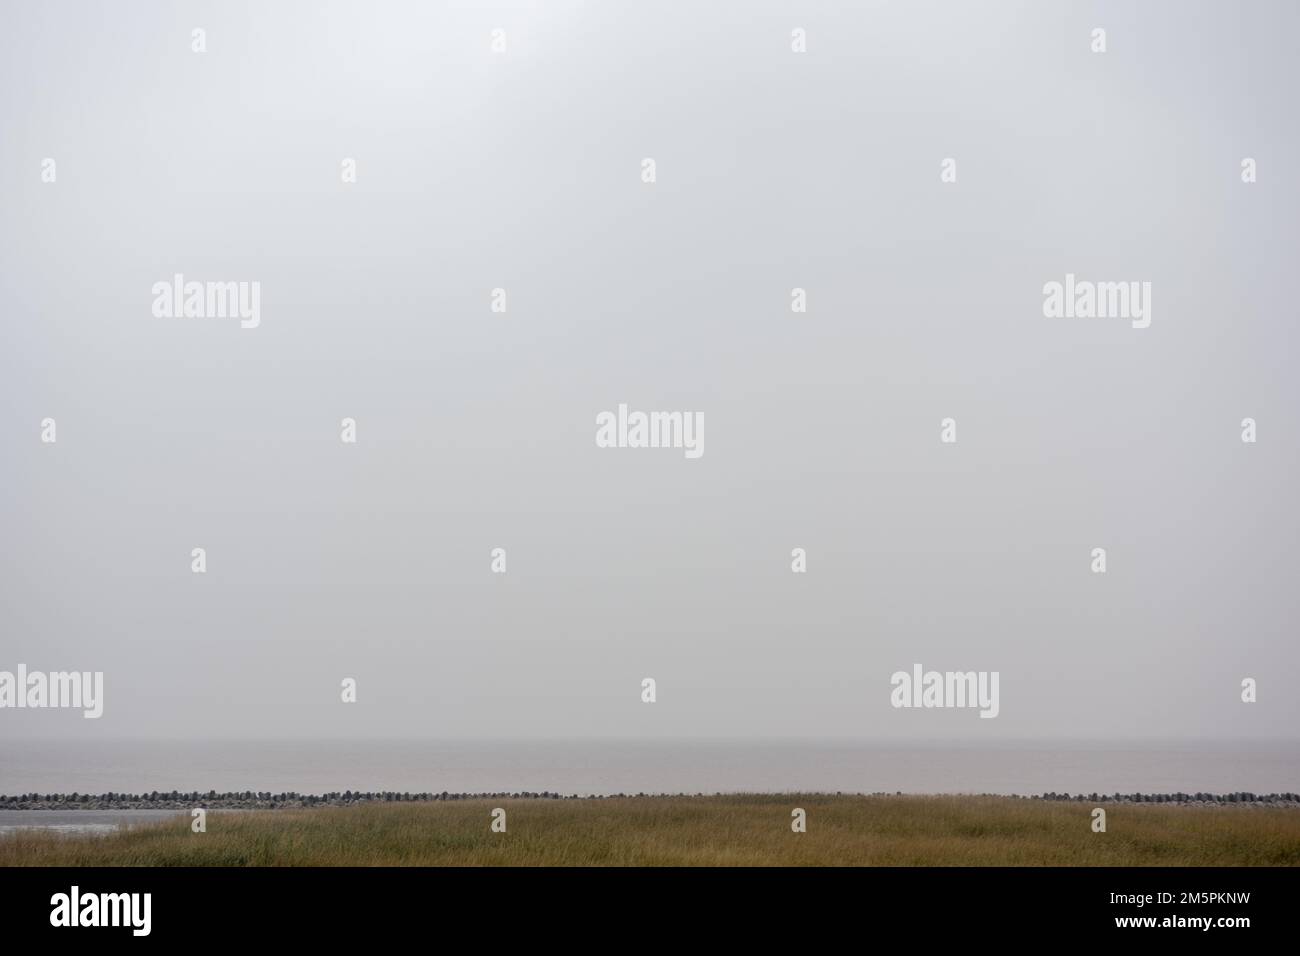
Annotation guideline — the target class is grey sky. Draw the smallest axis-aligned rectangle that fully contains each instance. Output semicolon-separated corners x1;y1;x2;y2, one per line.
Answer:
1;0;1297;741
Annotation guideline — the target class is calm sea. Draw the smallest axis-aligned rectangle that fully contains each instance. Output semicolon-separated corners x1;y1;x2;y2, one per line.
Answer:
3;739;1297;800
0;809;186;835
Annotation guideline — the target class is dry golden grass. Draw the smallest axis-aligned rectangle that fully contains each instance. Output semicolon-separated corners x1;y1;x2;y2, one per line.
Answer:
2;795;1298;866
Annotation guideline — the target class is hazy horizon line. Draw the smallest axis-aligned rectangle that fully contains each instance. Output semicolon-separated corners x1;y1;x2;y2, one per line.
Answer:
4;735;1298;745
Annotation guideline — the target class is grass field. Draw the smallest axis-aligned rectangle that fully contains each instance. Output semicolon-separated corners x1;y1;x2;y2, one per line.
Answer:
3;795;1298;866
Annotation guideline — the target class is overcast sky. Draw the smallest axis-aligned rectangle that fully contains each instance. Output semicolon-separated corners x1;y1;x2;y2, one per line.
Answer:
1;0;1297;741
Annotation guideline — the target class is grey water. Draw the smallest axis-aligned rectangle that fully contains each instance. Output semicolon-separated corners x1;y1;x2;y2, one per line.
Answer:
3;739;1297;810
0;809;186;835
